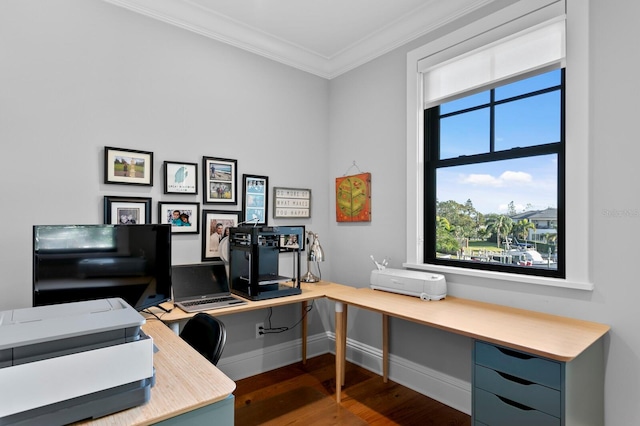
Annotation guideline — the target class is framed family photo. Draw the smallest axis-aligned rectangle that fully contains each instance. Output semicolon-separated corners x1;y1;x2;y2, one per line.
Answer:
104;146;153;186
202;210;241;261
279;225;305;252
164;161;198;194
158;202;199;234
104;196;152;224
203;156;237;204
242;174;268;226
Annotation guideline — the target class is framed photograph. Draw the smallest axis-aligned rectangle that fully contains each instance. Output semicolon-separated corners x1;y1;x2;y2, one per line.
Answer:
202;210;242;261
104;196;152;224
242;174;269;226
279;225;305;252
203;156;237;204
104;146;153;186
158;202;200;234
164;161;198;194
273;187;311;218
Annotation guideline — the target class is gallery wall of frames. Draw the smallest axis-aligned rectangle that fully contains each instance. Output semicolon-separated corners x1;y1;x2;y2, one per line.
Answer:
102;146;312;262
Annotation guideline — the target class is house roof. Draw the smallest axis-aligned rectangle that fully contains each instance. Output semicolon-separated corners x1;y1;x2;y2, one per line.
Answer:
511;207;557;221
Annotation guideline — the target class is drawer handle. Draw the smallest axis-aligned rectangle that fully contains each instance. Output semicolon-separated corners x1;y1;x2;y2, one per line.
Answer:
496;347;534;360
497;395;534;411
497;371;534;386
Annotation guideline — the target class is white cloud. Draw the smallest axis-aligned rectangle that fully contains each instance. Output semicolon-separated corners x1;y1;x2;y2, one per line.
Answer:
460;170;533;187
500;170;532;184
461;174;501;186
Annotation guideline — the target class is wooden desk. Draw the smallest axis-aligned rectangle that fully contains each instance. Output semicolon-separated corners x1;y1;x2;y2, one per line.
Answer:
129;281;609;424
79;320;236;425
328;287;610;417
148;281;351;363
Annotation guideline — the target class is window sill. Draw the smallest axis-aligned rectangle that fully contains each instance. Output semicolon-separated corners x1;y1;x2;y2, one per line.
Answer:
402;262;594;291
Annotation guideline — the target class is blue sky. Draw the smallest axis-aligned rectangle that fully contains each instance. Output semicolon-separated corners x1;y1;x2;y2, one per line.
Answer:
436;70;560;215
437;154;558;214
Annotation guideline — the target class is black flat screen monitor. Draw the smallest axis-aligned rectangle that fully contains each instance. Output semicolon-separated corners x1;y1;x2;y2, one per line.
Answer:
33;224;172;311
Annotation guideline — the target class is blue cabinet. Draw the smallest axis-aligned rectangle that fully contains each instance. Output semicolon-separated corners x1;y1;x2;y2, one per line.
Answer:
473;340;604;426
154;394;234;426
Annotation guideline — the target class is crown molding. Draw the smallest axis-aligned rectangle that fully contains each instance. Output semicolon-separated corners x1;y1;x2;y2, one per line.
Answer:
102;0;493;79
328;0;495;77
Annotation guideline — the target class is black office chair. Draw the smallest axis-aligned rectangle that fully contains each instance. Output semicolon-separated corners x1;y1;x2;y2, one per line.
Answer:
179;313;227;365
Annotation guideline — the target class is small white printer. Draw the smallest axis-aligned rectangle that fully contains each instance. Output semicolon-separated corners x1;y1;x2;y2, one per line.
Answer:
370;268;447;301
0;298;154;425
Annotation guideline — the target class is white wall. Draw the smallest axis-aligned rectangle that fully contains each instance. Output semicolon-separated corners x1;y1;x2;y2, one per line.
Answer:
0;0;330;355
3;0;640;424
328;0;640;424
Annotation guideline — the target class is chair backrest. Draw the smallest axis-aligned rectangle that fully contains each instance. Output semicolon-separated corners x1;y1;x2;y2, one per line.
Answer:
179;313;227;365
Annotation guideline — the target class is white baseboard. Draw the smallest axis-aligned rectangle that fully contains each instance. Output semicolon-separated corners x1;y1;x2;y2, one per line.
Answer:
216;332;331;381
216;332;471;415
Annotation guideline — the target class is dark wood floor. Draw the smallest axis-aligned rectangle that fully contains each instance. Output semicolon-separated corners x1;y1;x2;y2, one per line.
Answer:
234;353;471;426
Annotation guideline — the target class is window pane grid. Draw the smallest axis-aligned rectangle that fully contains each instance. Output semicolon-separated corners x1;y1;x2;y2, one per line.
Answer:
439;83;561;160
425;69;564;278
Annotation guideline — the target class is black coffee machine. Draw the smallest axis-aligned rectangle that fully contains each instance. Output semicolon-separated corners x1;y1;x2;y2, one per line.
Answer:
228;225;304;300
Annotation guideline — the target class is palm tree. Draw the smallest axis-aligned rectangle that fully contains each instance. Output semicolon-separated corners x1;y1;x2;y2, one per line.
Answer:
486;215;513;248
513;219;536;242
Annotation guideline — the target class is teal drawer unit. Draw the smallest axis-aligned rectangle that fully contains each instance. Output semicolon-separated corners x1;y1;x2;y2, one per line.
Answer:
475;365;561;416
475;388;560;426
473;340;605;426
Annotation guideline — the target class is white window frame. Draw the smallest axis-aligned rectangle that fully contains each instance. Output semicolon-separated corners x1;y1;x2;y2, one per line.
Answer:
405;0;592;290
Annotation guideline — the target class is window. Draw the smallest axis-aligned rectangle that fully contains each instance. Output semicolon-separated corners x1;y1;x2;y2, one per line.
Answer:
405;0;592;289
424;69;564;278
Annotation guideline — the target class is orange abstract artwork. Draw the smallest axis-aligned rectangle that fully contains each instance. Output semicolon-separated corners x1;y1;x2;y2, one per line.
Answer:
335;172;371;222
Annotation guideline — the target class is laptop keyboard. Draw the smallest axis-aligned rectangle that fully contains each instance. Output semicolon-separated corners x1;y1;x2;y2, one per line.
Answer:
182;296;236;307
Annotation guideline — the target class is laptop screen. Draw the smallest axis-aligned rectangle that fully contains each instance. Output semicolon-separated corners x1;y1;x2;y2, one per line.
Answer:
172;263;229;301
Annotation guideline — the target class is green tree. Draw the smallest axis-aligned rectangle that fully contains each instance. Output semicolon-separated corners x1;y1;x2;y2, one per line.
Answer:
543;231;557;246
463;199;485;239
437;200;479;241
486;214;513;248
435;216;460;255
513;218;536;241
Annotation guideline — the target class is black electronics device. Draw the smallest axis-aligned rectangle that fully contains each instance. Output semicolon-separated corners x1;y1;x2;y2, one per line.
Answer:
32;224;172;310
228;225;303;300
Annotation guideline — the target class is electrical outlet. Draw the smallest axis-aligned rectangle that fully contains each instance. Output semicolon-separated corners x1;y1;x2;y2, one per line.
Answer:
255;322;264;339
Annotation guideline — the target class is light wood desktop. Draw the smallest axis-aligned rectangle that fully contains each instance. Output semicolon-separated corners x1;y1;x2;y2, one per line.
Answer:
77;282;345;425
79;319;236;425
151;281;351;363
327;287;611;404
150;280;610;406
116;280;609;424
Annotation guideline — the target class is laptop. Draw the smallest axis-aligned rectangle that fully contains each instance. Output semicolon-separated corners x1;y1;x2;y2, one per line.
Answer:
172;263;247;313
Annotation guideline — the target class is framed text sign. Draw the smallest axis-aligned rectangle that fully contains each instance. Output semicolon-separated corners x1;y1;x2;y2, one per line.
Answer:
273;187;311;218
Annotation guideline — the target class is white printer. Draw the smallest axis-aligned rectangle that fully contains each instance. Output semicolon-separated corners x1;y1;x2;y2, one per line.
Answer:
370;268;447;301
0;298;155;425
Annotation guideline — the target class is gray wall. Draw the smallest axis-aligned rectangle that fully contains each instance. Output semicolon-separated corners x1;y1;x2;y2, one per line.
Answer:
2;0;640;424
0;0;331;351
328;1;640;424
